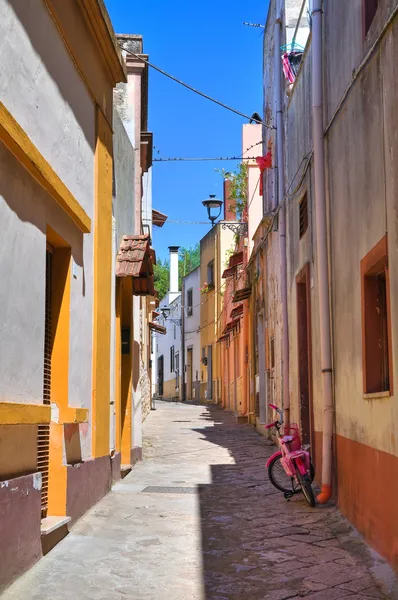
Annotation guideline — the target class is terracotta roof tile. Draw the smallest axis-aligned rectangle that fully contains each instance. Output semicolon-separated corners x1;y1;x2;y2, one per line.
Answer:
116;234;156;296
217;334;230;343
233;287;251;302
222;266;237;279
223;317;241;334
152;209;168;228
230;304;244;319
116;234;153;278
149;321;166;335
229;251;244;268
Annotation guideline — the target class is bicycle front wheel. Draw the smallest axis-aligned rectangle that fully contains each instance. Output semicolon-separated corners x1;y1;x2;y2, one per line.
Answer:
268;454;297;493
297;471;316;507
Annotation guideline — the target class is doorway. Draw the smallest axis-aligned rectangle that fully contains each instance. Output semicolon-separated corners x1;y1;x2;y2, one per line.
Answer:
158;355;164;396
187;347;193;399
207;344;213;400
296;264;313;448
257;312;267;423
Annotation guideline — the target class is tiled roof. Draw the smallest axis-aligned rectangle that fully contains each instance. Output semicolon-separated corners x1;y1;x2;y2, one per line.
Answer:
223;317;241;335
116;234;156;296
230;304;244;319
116;234;153;278
149;322;166;335
229;251;244;268
233;287;251;302
222;266;236;279
217;334;230;344
152;209;168;228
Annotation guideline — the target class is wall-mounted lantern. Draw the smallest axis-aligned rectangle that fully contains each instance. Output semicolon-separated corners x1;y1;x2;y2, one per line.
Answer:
202;194;223;227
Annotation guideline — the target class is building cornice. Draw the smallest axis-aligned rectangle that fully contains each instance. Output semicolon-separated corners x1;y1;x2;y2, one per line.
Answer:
77;0;127;85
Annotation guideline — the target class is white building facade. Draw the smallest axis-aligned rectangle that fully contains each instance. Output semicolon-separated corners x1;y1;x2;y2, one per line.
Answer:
154;246;182;400
182;267;201;401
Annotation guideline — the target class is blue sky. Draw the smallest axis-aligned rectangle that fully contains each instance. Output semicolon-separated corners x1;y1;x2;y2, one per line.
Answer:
105;0;268;261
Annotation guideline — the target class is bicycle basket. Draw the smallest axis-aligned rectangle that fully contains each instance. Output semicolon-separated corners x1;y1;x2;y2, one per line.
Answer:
283;423;301;451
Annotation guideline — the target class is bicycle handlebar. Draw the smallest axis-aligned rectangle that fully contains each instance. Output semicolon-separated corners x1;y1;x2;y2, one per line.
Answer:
266;404;284;429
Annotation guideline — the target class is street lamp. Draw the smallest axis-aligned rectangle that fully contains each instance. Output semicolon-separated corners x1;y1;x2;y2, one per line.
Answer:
202;194;223;227
160;307;170;320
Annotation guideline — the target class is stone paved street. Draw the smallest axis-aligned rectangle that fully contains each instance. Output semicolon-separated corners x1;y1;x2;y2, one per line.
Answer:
2;402;397;600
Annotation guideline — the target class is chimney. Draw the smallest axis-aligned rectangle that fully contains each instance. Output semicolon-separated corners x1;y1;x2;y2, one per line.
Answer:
168;246;180;301
223;179;236;221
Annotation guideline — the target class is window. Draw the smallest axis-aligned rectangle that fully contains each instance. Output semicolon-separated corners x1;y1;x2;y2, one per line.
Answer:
361;236;392;395
174;325;176;340
207;261;214;288
201;346;207;365
187;288;193;316
364;0;379;35
170;345;175;372
270;336;275;370
299;193;308;239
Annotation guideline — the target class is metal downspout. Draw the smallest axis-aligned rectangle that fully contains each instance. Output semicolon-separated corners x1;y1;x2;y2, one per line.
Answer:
311;0;333;503
275;5;290;424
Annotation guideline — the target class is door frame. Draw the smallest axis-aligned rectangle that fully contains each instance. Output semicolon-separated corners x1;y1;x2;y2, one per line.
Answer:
257;310;267;423
207;344;213;400
296;263;314;450
158;355;164;396
187;347;193;399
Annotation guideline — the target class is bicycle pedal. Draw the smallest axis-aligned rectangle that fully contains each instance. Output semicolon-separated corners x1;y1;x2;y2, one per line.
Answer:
284;491;294;499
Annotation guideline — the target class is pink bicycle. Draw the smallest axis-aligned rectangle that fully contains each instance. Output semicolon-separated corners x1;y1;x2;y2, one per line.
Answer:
266;403;315;507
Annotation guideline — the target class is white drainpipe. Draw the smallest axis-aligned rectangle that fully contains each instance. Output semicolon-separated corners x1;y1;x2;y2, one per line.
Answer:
312;0;333;504
275;3;290;423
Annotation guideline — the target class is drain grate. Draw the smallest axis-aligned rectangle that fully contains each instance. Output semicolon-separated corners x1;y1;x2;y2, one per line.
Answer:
141;486;196;494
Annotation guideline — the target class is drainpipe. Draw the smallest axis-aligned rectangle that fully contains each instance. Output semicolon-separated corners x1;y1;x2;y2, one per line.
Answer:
275;4;290;425
312;0;333;504
181;276;186;401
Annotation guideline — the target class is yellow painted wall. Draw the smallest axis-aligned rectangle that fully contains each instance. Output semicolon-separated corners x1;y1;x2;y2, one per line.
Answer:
92;106;113;458
162;378;181;400
200;224;234;400
48;243;71;515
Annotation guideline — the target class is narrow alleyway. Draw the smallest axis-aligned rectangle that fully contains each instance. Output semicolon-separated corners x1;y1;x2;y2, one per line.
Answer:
3;402;396;600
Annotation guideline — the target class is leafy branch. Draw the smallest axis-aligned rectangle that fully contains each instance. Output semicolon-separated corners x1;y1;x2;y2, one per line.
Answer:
216;162;248;221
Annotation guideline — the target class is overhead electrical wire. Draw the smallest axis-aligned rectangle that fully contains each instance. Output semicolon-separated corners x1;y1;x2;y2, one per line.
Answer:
119;44;273;128
152;142;264;163
247;150;314;266
153;156;259;162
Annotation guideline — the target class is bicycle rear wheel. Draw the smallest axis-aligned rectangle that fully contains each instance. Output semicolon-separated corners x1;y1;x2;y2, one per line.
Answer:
268;454;298;493
297;471;316;507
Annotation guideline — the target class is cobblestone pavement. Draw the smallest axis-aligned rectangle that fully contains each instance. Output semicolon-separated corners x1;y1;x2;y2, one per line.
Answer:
2;401;397;600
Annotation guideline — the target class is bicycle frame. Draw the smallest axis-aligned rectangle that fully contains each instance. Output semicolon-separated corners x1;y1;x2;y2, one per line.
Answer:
265;404;312;497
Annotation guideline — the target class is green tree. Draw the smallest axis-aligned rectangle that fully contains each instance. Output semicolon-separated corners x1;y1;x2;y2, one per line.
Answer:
179;243;200;287
217;162;248;220
153;257;170;300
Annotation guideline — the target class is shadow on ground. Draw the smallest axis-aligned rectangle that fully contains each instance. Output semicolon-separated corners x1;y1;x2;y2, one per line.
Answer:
193;405;394;600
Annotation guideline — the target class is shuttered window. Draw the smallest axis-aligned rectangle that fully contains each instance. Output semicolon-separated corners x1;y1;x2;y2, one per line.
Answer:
364;0;379;35
38;246;53;516
299;193;308;239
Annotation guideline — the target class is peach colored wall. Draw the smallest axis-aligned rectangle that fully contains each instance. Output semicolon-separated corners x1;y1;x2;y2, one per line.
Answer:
243;124;262;256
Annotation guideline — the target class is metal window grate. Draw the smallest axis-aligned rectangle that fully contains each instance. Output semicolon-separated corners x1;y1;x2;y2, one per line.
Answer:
299;193;308;239
38;248;53;516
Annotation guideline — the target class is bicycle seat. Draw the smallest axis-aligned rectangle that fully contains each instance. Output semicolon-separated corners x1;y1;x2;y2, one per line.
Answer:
282;435;295;443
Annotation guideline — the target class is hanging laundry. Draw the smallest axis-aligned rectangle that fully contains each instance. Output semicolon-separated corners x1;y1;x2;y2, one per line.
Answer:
281;51;303;84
